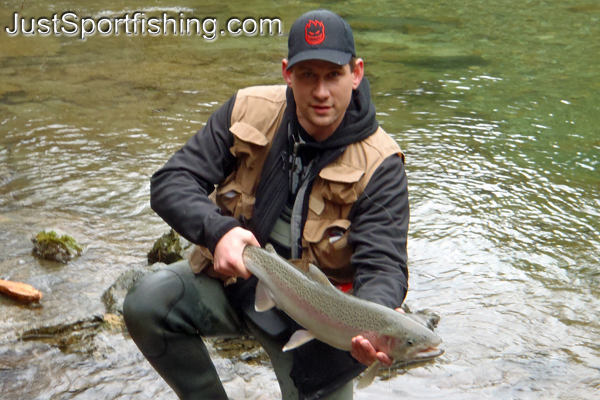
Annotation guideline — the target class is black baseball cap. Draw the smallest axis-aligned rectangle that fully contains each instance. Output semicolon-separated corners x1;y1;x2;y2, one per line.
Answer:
287;10;356;70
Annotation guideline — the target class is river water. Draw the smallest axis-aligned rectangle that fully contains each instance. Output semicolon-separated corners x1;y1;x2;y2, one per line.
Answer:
0;0;599;399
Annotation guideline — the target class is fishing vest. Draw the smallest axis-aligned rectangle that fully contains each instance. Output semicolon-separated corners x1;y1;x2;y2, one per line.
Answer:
189;85;404;283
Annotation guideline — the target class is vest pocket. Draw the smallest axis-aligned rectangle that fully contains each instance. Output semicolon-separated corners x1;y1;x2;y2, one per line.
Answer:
216;179;242;217
188;245;213;274
188;245;234;282
302;164;365;282
215;179;255;221
229;121;269;167
318;163;365;204
303;219;353;282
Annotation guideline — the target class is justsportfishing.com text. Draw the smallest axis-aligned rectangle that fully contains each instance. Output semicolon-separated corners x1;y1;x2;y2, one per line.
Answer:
4;12;283;41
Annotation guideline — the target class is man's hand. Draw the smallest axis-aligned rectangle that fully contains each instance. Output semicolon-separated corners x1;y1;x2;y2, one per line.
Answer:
350;308;405;366
213;227;260;279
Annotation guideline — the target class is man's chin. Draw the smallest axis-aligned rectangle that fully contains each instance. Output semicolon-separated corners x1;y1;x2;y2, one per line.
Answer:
307;113;337;128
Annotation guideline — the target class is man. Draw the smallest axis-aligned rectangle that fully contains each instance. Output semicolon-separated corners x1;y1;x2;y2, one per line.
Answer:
124;9;409;400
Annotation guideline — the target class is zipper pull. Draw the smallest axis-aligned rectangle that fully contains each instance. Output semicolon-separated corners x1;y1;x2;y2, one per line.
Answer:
293;140;300;157
281;151;288;171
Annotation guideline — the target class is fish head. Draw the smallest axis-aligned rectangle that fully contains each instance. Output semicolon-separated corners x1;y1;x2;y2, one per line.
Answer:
377;318;444;363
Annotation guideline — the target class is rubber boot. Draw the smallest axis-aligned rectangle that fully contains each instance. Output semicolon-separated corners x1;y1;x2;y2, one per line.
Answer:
123;261;244;400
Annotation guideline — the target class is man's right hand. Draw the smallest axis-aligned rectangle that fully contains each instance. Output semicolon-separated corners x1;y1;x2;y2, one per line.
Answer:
213;227;260;279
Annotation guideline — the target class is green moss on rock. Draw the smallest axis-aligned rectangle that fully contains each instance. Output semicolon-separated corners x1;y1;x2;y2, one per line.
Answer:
32;230;83;262
148;229;190;265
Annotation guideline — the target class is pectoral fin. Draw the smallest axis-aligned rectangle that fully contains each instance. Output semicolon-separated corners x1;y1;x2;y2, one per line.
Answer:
356;360;381;389
282;329;315;352
255;281;276;312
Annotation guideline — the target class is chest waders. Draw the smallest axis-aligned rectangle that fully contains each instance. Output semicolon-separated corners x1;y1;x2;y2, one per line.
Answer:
123;260;354;400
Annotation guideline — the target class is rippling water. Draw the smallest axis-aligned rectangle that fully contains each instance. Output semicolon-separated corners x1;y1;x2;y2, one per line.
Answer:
1;0;599;399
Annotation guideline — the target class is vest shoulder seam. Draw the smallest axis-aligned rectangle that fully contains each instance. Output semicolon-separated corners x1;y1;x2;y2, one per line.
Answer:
362;130;400;157
236;85;287;104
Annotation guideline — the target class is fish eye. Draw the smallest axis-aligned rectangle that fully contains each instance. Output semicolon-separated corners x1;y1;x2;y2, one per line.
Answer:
407;339;414;347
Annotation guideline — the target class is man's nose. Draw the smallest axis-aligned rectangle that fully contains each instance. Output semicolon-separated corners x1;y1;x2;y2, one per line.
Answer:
313;79;329;100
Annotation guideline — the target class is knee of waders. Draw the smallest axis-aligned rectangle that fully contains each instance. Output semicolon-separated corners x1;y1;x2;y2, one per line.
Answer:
123;268;185;357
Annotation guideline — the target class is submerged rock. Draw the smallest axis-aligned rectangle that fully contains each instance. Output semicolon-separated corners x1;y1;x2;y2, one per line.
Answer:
102;263;164;315
31;230;83;262
19;315;104;354
147;229;191;264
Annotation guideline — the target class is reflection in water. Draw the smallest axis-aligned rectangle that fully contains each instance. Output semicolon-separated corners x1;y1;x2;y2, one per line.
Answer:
0;0;599;399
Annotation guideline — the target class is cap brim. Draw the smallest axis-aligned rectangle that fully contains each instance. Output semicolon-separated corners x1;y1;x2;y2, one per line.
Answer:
287;49;353;70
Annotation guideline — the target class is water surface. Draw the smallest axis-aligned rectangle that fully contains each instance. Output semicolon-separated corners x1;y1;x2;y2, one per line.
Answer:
1;0;599;399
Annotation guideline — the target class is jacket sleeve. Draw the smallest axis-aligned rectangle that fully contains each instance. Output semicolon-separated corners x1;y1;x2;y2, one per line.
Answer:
348;154;409;309
150;94;241;254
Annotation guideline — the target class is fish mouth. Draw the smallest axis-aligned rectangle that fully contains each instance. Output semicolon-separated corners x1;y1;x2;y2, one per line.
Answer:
414;347;444;360
391;347;444;368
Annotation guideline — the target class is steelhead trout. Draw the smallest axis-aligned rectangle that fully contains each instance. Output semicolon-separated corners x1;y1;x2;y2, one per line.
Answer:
242;245;444;388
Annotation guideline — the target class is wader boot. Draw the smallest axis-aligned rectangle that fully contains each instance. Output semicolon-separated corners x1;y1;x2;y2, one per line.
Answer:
123;260;242;400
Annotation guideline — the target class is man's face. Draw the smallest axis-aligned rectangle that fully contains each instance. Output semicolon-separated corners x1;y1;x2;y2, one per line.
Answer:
282;58;364;141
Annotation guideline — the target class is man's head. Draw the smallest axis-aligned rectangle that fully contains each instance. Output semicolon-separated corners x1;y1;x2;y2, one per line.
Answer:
286;9;356;71
283;10;364;141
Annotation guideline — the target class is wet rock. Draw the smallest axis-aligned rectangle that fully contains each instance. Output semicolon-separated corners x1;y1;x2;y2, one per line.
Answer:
31;230;83;262
211;337;268;364
19;316;104;354
401;303;441;331
0;335;179;400
17;312;130;355
101;263;164;315
147;229;192;265
103;313;126;333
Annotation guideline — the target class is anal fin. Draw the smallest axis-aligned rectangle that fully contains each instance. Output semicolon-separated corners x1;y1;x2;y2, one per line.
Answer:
282;329;315;352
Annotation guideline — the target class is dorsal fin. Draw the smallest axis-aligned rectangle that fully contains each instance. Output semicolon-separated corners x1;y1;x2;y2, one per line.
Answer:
287;258;309;272
306;263;334;286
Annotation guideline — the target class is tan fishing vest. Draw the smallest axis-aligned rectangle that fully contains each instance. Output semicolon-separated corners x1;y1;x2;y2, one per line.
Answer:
189;85;404;284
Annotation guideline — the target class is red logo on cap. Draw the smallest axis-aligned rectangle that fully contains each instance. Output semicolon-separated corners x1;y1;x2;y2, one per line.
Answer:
305;20;325;45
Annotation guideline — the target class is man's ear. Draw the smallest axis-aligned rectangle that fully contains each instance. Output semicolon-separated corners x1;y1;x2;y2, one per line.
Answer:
282;59;293;88
352;58;365;90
